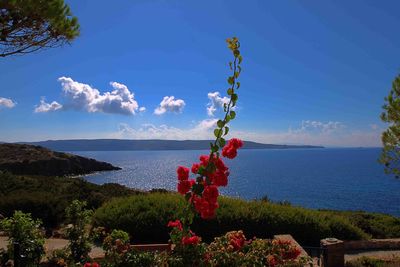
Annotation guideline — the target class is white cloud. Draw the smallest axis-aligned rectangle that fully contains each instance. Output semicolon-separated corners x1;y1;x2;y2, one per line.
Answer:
0;97;16;109
34;98;63;113
38;77;145;115
154;96;185;115
207;92;229;116
293;120;344;134
114;119;218;140
112;119;380;147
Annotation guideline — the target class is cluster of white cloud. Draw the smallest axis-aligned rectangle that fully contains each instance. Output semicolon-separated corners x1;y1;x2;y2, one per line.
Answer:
295;120;344;133
0;97;16;109
206;91;229;116
115;119;218;140
154;96;185;115
110;119;381;147
35;77;145;115
34;98;63;113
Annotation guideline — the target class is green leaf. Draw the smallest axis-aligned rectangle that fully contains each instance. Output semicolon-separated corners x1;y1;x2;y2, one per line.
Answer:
234;71;240;78
238;55;243;64
218;138;226;147
227;88;233;95
230;111;236;119
229;62;233;70
227;76;234;85
236;82;241;89
231;94;238;102
211;144;219;153
225;115;231;123
185;192;191;201
217;120;224;128
198;165;205;175
214;129;222;138
224;126;229;135
192;183;204;195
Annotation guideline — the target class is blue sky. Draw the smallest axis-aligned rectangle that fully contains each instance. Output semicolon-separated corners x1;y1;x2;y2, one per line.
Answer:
0;0;399;147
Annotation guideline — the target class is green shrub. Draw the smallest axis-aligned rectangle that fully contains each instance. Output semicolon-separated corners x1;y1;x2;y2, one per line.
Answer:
65;200;93;263
0;211;45;266
322;210;400;239
93;193;368;246
0;172;142;227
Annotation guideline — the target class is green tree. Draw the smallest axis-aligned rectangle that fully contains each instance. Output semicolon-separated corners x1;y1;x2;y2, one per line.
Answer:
0;0;79;57
65;200;93;263
380;74;400;177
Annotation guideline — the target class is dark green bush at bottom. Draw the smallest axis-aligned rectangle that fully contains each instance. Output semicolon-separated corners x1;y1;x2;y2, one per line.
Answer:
93;193;368;246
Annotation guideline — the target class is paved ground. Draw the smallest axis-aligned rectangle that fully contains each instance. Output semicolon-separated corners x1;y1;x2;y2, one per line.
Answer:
0;237;104;258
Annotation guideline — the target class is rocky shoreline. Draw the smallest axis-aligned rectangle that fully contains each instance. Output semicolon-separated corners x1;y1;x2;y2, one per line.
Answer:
0;143;121;176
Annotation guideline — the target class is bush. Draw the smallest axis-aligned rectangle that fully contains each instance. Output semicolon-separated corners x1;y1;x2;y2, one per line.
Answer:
0;172;142;227
93;193;368;246
322;210;400;239
65;200;93;263
0;211;45;266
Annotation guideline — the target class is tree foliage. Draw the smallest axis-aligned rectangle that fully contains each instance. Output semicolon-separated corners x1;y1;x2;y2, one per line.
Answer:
0;0;80;57
380;74;400;177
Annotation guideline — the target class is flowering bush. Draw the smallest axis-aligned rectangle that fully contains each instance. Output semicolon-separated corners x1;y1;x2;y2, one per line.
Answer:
205;231;306;267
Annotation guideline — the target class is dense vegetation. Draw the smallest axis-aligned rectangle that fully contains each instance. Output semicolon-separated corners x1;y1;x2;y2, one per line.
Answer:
93;193;400;246
0;171;141;227
1;172;399;245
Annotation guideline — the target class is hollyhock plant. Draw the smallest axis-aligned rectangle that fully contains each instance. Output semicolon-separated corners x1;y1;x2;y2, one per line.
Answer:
169;37;244;262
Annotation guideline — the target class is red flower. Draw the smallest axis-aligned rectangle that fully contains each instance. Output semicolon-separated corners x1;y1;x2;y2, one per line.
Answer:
222;145;238;159
177;166;189;181
212;169;228;186
84;263;100;267
182;235;200;245
191;163;200;174
177;179;194;195
222;138;243;159
167;220;183;231
230;138;243;149
203;185;219;203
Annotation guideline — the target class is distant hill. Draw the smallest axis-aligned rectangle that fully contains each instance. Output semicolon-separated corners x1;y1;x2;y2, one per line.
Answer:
0;143;121;176
21;139;324;151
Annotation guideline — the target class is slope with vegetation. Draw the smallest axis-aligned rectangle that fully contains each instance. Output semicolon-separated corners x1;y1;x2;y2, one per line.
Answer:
0;143;120;176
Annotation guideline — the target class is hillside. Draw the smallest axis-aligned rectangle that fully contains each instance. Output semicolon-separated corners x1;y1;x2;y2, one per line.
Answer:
23;139;324;151
0;143;121;176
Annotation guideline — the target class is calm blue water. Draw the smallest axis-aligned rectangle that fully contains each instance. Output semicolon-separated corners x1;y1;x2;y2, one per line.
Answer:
74;148;400;217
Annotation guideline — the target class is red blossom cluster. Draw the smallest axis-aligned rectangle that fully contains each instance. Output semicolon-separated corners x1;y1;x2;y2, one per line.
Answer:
176;139;243;219
167;219;201;246
83;263;100;267
272;239;301;260
222;138;243;159
227;231;246;251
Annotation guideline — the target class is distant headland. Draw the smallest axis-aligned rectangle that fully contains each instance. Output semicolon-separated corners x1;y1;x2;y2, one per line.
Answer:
18;139;324;151
0;143;121;176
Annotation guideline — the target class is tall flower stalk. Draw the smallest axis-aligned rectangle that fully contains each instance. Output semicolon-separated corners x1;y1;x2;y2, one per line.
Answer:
169;37;244;248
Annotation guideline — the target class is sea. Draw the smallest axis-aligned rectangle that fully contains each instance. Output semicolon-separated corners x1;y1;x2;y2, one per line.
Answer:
73;148;400;217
